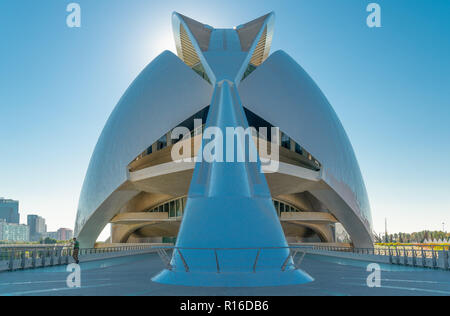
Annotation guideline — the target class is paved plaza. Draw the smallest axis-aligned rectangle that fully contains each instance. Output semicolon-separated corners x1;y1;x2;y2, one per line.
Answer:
0;253;449;296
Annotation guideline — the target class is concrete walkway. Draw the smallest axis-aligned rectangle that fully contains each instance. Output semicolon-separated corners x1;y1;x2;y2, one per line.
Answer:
0;253;449;296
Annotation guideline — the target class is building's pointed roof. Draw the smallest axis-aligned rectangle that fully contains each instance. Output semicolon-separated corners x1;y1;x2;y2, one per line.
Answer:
172;12;275;83
177;13;212;52
236;13;271;52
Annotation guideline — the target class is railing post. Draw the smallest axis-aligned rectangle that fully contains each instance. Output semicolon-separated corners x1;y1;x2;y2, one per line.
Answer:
20;250;26;269
177;249;189;272
42;249;47;266
9;249;15;271
253;249;261;273
403;247;408;265
50;249;54;266
421;247;426;267
444;248;450;270
57;248;62;265
281;249;292;272
214;249;220;274
432;246;437;268
32;250;37;268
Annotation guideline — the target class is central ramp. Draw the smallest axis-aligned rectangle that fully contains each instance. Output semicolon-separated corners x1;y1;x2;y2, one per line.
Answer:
153;12;313;287
152;81;313;287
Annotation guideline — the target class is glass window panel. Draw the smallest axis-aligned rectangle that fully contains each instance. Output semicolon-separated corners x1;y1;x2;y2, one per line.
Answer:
295;143;303;155
281;133;290;150
157;135;167;150
274;201;280;217
169;201;175;218
176;199;181;217
172;129;183;145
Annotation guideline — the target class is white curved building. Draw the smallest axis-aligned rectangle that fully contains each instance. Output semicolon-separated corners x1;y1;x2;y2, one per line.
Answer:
75;12;373;249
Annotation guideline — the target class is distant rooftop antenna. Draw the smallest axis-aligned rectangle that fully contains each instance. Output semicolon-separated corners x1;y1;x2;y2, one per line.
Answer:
384;218;388;242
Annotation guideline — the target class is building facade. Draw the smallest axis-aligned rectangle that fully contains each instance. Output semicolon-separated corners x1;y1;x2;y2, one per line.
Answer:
0;198;19;224
27;215;47;241
57;228;73;241
41;231;58;240
0;219;29;242
75;12;374;249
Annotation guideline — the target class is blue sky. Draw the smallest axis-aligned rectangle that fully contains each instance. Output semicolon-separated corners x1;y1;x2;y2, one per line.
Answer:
0;0;449;238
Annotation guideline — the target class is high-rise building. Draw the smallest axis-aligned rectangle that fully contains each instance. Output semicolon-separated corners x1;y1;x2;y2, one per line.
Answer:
27;215;47;241
0;198;20;224
57;228;73;241
0;219;29;242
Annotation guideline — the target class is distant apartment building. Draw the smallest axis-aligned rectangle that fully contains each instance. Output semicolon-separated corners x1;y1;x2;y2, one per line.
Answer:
27;215;47;241
0;219;29;242
57;228;73;241
0;198;20;224
41;231;58;240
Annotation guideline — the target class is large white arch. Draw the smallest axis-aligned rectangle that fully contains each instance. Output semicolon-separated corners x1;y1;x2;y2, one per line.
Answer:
75;15;374;249
239;50;373;247
75;51;213;247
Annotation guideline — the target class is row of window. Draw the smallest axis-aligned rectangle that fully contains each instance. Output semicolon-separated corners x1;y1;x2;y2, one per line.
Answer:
144;134;168;156
132;107;321;170
146;197;187;218
144;124;206;157
145;197;304;219
280;132;320;168
273;199;303;216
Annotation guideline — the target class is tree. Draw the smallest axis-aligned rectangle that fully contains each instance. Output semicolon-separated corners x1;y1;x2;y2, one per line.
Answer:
40;237;57;245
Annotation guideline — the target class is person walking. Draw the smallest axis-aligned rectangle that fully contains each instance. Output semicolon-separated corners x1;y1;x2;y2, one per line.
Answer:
72;237;80;264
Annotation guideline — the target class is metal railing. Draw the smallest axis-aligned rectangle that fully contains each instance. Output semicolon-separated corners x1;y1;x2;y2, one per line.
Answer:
311;245;450;270
0;245;154;272
154;246;308;273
